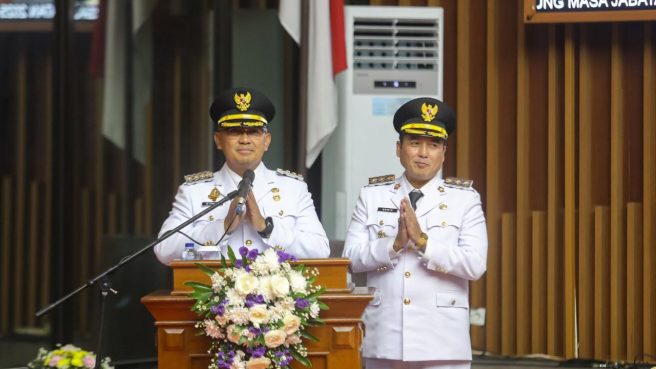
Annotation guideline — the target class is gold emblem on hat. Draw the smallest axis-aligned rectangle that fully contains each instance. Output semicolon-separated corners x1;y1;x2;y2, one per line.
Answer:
234;92;252;112
421;103;438;122
394;183;401;190
208;187;220;201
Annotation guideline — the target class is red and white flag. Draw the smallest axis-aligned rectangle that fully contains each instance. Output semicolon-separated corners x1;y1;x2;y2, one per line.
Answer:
279;0;347;168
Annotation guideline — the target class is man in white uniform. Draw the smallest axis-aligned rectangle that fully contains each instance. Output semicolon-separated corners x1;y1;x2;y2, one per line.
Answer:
342;98;488;369
155;87;330;264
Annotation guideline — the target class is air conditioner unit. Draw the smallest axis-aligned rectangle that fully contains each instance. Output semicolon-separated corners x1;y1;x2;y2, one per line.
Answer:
321;5;444;240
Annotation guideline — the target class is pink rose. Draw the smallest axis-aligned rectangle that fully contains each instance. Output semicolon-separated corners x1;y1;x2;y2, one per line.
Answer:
264;329;286;348
83;355;96;368
282;315;301;335
245;356;271;369
227;325;242;344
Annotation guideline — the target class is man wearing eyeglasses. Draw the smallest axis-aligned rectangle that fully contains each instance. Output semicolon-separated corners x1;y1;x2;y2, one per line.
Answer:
154;87;330;264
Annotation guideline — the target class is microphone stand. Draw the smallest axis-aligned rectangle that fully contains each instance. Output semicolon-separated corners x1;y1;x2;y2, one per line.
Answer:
35;189;239;368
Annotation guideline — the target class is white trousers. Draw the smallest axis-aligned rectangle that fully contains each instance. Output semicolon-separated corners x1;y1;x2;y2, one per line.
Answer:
365;358;471;369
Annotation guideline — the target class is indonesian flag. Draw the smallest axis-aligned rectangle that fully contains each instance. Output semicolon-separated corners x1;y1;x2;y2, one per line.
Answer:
279;0;347;168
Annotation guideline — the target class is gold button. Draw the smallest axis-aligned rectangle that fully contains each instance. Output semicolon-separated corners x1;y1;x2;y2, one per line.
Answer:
245;240;253;246
209;215;215;221
438;186;445;192
279;210;284;216
441;221;448;228
271;187;279;193
379;220;384;226
439;203;447;210
403;298;411;305
404;271;411;278
273;195;281;202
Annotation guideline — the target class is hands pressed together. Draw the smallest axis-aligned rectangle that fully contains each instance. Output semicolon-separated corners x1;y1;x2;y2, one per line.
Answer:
393;198;427;253
224;190;267;234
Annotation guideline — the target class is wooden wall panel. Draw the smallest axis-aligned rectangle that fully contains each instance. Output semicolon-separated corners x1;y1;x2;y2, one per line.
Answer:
642;22;656;357
563;23;578;360
1;177;12;335
593;206;610;359
626;203;643;361
515;0;531;354
500;213;516;355
546;24;564;357
530;211;547;353
609;24;627;360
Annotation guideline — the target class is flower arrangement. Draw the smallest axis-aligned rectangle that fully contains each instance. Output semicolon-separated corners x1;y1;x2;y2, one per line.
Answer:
27;344;113;369
185;246;327;369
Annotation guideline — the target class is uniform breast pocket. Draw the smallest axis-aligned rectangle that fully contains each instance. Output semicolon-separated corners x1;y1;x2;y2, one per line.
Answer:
435;292;469;309
366;213;398;239
271;208;299;228
426;217;460;245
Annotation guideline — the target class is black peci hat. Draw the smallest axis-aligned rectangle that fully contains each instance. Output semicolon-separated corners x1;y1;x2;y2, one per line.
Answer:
393;97;456;140
209;87;275;129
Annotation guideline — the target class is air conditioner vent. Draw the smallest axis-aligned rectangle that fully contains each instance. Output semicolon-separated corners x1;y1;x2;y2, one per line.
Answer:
352;17;440;71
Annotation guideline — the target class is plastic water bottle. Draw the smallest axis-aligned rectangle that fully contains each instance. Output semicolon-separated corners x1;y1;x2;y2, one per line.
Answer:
181;242;199;260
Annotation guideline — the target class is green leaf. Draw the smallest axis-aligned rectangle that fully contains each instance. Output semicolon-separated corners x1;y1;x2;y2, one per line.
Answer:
191;290;212;302
227;246;237;265
184;281;212;292
290;347;312;368
317;301;329;310
307;317;325;326
300;330;319;342
221;254;228;269
196;263;217;277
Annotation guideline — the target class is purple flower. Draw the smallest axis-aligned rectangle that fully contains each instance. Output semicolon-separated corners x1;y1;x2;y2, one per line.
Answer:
247;249;259;260
295;297;310;309
277;250;297;263
210;304;225;316
234;259;243;268
239;246;249;256
245;294;266;308
248;345;266;358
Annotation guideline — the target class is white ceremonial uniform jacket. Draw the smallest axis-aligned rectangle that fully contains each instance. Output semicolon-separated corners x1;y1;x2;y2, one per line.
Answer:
155;163;330;264
342;174;488;362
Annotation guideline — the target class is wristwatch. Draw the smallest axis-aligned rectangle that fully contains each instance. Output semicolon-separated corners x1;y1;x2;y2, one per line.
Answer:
415;232;429;251
257;216;274;238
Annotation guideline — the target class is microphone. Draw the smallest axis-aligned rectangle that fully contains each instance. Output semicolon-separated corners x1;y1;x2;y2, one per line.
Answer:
235;169;255;215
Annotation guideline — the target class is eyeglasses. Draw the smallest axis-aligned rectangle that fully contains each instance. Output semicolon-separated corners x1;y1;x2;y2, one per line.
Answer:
221;127;267;138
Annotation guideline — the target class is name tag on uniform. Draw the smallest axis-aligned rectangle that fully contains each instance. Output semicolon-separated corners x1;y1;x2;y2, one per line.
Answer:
377;207;398;213
202;202;217;206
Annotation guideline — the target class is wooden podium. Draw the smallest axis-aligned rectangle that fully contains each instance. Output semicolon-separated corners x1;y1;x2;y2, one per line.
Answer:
142;258;373;369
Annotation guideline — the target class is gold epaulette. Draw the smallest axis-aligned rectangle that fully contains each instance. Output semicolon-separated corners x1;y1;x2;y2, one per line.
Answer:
367;174;396;186
444;177;474;190
276;168;304;181
184;170;214;185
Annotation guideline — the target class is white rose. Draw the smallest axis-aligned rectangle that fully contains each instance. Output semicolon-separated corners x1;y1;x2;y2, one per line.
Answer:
264;329;287;348
282;315;301;335
249;305;270;326
235;272;258;295
256;276;273;301
270;275;290;298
